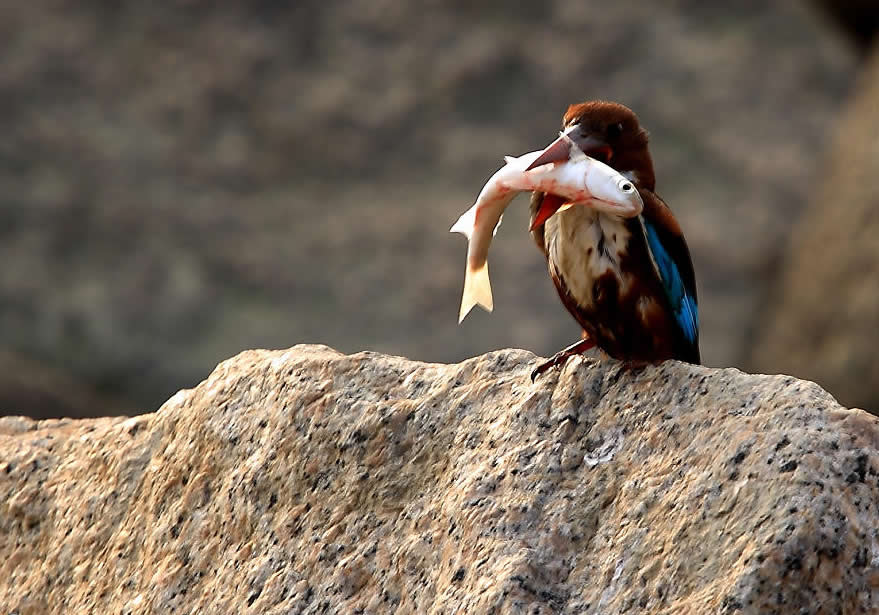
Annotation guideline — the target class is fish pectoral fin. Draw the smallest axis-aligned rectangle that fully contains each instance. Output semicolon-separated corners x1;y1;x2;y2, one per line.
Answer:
492;214;503;237
458;261;494;323
450;204;477;239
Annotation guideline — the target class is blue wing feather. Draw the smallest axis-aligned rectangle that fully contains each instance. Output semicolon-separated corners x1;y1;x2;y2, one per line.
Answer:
642;219;699;345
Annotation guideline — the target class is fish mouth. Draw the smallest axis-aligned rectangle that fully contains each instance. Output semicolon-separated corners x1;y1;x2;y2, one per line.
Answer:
588;197;642;217
525;126;613;171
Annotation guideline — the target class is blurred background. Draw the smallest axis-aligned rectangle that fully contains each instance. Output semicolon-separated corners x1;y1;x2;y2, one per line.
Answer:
0;1;877;419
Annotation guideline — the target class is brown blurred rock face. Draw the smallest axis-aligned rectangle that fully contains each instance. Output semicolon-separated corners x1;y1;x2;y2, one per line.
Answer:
810;0;879;52
0;3;855;418
748;48;879;411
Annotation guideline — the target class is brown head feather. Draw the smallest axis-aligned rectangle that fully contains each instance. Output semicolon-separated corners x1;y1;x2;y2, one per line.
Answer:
562;101;655;191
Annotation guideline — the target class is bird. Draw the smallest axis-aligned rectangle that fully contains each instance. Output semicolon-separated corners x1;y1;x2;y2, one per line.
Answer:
527;100;700;379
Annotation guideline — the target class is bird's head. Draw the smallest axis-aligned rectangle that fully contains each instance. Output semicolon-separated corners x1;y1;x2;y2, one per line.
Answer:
527;101;656;191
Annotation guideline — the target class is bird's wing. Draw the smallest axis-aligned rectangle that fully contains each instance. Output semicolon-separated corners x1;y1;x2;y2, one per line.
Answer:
640;191;700;362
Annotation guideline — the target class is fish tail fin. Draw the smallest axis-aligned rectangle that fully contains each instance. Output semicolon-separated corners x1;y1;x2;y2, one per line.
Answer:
449;204;477;239
458;261;493;323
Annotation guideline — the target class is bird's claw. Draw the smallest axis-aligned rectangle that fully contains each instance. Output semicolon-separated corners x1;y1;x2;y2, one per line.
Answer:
530;351;577;382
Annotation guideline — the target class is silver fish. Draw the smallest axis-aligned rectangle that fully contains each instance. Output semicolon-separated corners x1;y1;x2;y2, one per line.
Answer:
450;140;642;323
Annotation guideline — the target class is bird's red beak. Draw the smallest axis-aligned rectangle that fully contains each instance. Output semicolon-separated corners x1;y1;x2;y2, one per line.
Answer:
525;126;613;171
530;194;568;231
524;136;574;172
527;127;613;230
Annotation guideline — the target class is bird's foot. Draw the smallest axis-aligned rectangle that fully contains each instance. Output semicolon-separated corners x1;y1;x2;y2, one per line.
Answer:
531;338;596;382
530;351;578;382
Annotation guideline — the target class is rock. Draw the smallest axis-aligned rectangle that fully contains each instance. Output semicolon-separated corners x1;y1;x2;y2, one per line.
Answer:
2;344;878;613
748;47;879;413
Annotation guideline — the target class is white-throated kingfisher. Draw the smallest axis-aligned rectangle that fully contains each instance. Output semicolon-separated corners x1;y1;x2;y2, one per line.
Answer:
529;101;700;379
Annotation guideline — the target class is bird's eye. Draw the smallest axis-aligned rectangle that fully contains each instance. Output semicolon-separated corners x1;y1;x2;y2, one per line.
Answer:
606;122;624;138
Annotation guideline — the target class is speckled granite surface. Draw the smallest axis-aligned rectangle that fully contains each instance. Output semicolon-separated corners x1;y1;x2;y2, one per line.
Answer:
1;345;878;613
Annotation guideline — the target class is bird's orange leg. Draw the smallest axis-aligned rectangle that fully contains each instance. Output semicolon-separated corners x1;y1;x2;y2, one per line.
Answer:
531;336;597;382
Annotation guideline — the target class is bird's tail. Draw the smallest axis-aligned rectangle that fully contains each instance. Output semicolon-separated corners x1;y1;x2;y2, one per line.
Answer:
458;260;493;323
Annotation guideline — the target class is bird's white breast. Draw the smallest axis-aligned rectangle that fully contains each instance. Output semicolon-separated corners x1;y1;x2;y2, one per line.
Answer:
545;206;632;306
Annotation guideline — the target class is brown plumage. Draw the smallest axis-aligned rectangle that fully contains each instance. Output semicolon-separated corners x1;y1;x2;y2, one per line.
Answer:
529;101;700;377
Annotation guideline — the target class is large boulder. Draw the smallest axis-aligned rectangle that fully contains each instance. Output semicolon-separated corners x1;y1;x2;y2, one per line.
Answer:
748;47;879;412
2;345;877;613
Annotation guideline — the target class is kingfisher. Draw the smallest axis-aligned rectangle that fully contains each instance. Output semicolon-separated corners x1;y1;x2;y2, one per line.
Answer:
528;101;700;379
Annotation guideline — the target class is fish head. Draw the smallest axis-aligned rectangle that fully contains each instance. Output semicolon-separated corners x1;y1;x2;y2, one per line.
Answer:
581;162;643;217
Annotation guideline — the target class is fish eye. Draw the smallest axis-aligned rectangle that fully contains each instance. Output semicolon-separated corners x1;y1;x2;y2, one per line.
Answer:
620;181;634;193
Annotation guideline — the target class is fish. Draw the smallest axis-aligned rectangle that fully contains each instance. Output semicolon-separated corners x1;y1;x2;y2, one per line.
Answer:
450;137;643;323
506;131;644;228
449;150;544;323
